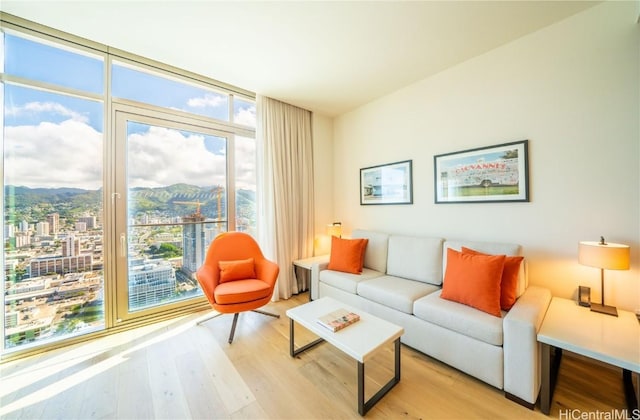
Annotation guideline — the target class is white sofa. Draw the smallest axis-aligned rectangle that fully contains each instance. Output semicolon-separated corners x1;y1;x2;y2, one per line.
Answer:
310;229;552;408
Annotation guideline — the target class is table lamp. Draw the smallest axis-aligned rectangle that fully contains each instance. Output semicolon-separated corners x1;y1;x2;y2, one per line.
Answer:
578;236;630;317
327;222;342;238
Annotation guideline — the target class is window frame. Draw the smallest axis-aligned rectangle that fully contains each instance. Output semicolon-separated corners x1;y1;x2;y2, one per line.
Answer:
0;12;257;360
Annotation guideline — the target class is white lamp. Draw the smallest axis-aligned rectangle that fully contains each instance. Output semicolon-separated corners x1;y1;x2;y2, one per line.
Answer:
578;237;630;317
327;222;342;238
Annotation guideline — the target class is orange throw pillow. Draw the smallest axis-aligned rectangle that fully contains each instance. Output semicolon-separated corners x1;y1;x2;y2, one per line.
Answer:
440;248;505;317
219;258;256;283
328;236;368;274
462;247;524;311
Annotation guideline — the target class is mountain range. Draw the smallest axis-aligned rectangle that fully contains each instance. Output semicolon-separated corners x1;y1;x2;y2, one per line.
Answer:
4;184;255;221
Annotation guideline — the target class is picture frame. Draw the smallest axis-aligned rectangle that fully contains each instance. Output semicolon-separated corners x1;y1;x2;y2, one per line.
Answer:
434;140;529;204
360;160;413;205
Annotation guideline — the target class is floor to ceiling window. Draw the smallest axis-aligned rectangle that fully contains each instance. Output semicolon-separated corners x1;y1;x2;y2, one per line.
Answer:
1;16;257;356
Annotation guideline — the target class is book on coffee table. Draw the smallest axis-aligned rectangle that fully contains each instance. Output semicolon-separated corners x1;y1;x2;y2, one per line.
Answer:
317;308;360;332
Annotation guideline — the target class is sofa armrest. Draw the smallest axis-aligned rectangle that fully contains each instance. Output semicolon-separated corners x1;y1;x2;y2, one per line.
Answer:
503;286;552;405
310;261;330;300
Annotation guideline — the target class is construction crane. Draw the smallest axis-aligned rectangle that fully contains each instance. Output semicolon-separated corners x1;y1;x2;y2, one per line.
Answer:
214;186;222;222
174;187;224;220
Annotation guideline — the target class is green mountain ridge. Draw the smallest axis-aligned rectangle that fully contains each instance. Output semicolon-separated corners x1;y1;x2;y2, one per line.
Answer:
4;185;255;222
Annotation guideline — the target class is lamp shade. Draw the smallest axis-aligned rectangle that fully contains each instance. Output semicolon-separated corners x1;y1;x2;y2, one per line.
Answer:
578;241;630;270
327;223;342;238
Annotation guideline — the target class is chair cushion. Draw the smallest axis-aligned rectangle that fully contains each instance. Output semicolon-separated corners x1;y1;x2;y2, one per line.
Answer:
327;236;368;274
462;247;524;311
218;258;256;283
357;275;440;314
319;268;383;294
214;279;271;304
414;290;505;346
440;248;505;317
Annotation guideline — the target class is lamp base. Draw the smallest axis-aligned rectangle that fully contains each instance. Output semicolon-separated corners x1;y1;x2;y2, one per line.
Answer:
590;303;618;317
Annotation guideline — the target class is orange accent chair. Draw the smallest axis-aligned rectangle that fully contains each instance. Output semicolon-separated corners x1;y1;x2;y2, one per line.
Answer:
196;231;280;343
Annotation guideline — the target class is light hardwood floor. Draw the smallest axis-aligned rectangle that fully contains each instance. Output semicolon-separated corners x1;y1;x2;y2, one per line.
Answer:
0;293;633;419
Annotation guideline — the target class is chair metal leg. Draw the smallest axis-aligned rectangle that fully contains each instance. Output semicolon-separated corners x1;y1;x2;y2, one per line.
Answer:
200;308;279;344
228;313;239;344
252;309;280;318
196;311;224;325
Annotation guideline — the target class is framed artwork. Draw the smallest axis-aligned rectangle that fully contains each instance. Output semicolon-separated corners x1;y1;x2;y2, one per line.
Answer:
360;160;413;205
434;140;529;204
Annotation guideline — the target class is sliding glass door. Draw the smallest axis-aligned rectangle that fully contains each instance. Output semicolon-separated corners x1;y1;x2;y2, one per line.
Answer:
113;107;231;322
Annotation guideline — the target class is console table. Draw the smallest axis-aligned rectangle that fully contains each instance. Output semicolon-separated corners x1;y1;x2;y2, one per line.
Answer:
537;297;640;414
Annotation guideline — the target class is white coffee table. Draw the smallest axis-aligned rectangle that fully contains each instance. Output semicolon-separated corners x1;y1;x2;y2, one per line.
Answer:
537;297;640;414
286;297;404;415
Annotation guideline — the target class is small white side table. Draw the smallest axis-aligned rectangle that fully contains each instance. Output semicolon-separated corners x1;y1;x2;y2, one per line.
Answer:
537;297;640;414
292;255;329;299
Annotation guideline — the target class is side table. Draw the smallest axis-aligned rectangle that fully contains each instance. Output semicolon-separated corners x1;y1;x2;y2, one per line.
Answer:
292;255;329;300
537;296;640;414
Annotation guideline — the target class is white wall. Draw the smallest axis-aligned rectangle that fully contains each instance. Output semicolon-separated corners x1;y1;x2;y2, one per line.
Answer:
330;1;640;311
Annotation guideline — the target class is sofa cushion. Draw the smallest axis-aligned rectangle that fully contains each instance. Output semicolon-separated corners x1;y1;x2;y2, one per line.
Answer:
327;236;369;274
462;246;524;311
414;290;505;346
386;235;444;285
319;268;383;294
357;275;440;314
440;248;505;317
444;240;526;298
352;230;389;273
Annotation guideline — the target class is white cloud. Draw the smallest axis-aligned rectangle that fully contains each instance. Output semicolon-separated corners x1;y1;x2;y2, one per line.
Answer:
127;126;226;188
5;120;102;189
186;94;226;109
6;101;89;123
5;117;254;192
234;105;256;127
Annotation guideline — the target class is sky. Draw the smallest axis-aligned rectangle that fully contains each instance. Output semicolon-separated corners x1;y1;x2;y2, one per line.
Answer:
3;32;256;191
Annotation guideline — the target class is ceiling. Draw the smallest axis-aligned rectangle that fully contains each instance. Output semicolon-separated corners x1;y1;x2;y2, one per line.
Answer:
1;1;599;117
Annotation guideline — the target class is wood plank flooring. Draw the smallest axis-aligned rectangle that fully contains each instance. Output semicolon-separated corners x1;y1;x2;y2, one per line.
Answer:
0;292;634;419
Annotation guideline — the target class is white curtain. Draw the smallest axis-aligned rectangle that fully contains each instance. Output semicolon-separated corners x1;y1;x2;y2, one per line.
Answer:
257;95;315;300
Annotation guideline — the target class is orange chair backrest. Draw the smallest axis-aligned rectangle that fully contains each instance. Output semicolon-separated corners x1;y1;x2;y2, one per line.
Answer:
201;231;265;282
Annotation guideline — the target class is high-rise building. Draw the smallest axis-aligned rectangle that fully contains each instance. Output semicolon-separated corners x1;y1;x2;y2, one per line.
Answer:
78;216;96;229
15;232;31;248
30;254;93;276
4;224;15;238
128;259;176;309
181;214;206;276
46;213;59;234
62;235;80;257
36;221;50;237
